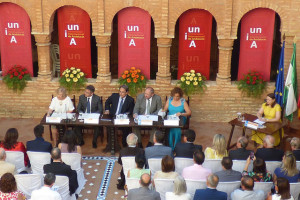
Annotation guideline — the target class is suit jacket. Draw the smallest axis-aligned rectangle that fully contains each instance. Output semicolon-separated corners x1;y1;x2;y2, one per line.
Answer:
118;146;144;165
214;169;242;182
128;187;161;200
133;93;162;115
26;137;52;153
105;93;134;115
255;148;284;161
43;162;78;195
229;148;252;160
293;149;300;161
77;94;103;113
193;188;227;200
174;142;202;158
145;144;173;167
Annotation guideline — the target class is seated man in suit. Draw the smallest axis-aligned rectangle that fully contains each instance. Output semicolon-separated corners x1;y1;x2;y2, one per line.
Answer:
127;173;160;200
174;129;202;158
26;125;52;153
255;135;284;161
43;148;78;195
104;85;135;147
229;136;252;160
0;148;16;177
133;87;162;147
117;133;144;189
214;157;242;182
193;174;227;200
75;85;103;148
231;176;264;200
290;137;300;161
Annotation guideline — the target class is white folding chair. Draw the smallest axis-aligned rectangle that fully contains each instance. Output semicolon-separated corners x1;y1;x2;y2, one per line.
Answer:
126;178;140;191
202;159;223;173
254;182;273;199
185;179;206;199
27;151;51;174
154;179;175;200
265;161;282;174
296;161;300;171
217;181;241;200
54;175;76;200
290;182;300;200
148;158;162;177
15;174;43;199
121;156;136;181
61;153;86;194
5;151;26;173
174;157;194;174
232;160;253;173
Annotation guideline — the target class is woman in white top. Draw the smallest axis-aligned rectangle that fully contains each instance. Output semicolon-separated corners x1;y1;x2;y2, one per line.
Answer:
267;177;294;200
47;87;74;146
166;176;191;200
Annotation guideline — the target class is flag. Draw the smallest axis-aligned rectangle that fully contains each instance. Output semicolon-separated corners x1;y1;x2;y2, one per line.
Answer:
283;42;297;121
274;41;285;107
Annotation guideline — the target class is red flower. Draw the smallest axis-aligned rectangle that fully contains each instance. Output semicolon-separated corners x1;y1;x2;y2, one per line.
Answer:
18;75;23;80
259;76;263;80
252;81;256;85
14;72;18;76
247;81;250;84
247;76;250;80
12;68;16;72
255;73;259;76
10;75;13;79
21;72;25;75
253;76;257;81
24;71;29;74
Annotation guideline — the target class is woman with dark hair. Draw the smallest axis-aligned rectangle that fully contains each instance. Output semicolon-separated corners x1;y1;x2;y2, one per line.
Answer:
0;173;26;199
0;128;29;167
127;153;150;178
252;93;283;146
154;155;179;180
242;156;272;182
267;177;294;200
163;87;191;150
58;130;82;154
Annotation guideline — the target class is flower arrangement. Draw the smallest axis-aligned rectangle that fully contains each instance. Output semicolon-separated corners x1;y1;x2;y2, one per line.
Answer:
236;70;266;98
59;67;87;92
177;69;206;96
3;65;31;92
118;67;147;97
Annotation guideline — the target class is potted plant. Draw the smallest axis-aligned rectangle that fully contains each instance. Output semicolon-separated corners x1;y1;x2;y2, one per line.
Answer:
3;65;31;92
177;69;207;96
59;67;87;92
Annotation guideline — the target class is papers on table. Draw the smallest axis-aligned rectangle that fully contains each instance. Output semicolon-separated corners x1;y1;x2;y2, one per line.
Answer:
50;113;75;120
253;119;265;125
138;115;158;121
164;114;180;126
244;121;259;130
78;113;101;120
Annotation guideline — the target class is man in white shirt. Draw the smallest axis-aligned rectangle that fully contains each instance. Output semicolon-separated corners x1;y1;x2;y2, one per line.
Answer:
231;176;264;200
31;173;62;200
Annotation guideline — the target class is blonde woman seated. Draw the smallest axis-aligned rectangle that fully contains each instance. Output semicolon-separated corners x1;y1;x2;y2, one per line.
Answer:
204;134;228;159
127;153;151;178
166;176;191;200
153;155;179;183
58;130;82;155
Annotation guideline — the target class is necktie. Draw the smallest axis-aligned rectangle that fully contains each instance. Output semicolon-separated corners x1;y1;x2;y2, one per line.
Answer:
146;99;150;115
118;98;124;115
86;98;91;113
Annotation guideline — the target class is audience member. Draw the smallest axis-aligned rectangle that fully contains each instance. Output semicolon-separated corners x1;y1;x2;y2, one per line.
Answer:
242;156;272;182
127;153;150;178
229;136;252;160
255;135;284;161
0;128;29;167
153;155;179;180
193;174;227;200
30;173;62;200
290;137;300;161
127;173;161;200
166;176;191;200
182;150;211;180
266;177;294;200
117;133;144;189
204;134;228;159
274;151;300;183
174;129;202;158
58;130;82;154
0;173;26;199
215;157;242;182
0;148;15;177
43;148;78;195
26;125;52;153
231;176;264;200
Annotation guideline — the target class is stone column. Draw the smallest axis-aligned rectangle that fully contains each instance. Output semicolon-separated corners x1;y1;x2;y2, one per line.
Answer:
156;38;172;84
95;35;111;83
34;33;52;81
216;38;235;85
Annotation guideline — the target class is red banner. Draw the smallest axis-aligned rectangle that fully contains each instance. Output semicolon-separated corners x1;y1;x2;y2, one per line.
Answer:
118;7;151;79
58;6;91;77
0;3;33;76
238;8;275;81
178;9;212;80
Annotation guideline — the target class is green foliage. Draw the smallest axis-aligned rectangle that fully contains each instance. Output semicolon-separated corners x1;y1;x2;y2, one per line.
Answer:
177;70;207;96
3;65;31;92
59;67;87;92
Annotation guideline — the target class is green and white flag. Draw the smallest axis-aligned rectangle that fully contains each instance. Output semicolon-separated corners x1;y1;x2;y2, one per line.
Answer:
283;43;297;121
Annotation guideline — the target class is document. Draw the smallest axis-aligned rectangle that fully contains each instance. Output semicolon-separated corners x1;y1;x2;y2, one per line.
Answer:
253;119;265;125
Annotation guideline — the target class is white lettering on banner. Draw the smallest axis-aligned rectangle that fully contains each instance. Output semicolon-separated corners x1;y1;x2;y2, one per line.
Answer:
124;31;127;38
250;27;262;34
65;30;67;37
7;23;19;29
67;25;79;31
10;36;17;43
127;26;139;32
188;27;200;33
189;40;196;48
250;41;257;48
129;39;136;46
5;28;7;35
70;38;77;45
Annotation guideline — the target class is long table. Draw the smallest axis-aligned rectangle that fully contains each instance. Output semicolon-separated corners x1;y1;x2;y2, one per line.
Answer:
40;114;184;155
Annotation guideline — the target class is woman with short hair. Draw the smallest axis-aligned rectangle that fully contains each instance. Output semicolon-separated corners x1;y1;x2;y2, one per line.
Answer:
166;176;191;200
0;173;26;199
204;134;228;159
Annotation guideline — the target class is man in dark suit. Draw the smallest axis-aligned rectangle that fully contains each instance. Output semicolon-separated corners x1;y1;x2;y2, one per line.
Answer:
104;85;135;147
43;148;78;195
229;136;252;160
193;174;227;200
255;135;284;161
27;125;52;153
75;85;103;148
117;133;144;189
290;137;300;160
174;129;202;158
133;87;162;147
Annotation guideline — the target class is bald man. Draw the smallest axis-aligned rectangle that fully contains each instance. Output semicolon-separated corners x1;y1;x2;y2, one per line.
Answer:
231;176;264;200
0;148;15;177
229;136;252;160
255;135;284;161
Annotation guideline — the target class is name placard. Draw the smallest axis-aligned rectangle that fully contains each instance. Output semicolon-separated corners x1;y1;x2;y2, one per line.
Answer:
114;119;130;125
244;121;259;130
84;118;99;124
139;120;153;126
46;117;62;123
164;119;179;126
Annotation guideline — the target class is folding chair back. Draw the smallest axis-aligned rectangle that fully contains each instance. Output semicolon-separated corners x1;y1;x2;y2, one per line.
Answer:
121;156;136;180
54;175;76;200
154;179;175;200
265;161;282;174
253;181;273;199
126;178;140;191
15;174;43;199
202;159;222;173
290;182;300;200
6;151;26;173
27;151;51;174
232;160;253;173
185;179;206;199
148;158;162;177
174;157;194;174
217;181;241;200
